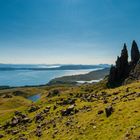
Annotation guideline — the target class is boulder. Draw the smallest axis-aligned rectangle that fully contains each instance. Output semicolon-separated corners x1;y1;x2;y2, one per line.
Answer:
28;106;39;113
103;100;108;104
3;122;10;130
61;105;77;116
58;98;76;105
105;106;113;117
43;109;49;113
63;98;76;105
14;111;22;116
98;110;104;115
53;105;57;110
136;93;140;97
0;134;4;138
42;106;51;113
22;117;31;124
11;130;19;135
36;128;42;137
11;116;19;127
35;114;44;123
112;96;119;101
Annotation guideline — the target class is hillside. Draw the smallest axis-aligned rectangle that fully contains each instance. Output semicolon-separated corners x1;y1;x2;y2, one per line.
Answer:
0;79;140;140
1;41;140;140
48;68;110;85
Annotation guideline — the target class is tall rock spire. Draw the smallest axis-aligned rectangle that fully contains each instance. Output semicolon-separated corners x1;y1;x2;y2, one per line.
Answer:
131;40;140;64
108;43;129;87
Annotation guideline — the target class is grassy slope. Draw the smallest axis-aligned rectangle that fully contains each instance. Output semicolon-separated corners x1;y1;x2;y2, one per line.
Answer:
0;81;140;140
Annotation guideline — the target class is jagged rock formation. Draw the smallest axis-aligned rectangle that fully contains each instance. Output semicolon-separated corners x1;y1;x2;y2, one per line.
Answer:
124;60;140;84
131;40;140;65
108;40;140;87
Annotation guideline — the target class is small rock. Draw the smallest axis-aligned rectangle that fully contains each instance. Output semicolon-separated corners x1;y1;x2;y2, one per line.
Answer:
43;108;50;113
103;100;108;104
112;96;118;101
61;105;77;116
54;130;58;134
36;128;42;137
28;106;39;113
35;114;44;123
98;110;104;115
53;105;57;110
136;93;140;97
14;111;22;116
125;132;130;137
11;130;19;135
22;117;31;123
0;134;4;138
11;116;19;127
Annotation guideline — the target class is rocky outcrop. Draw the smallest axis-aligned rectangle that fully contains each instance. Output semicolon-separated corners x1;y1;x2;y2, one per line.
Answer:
108;40;140;87
131;40;140;65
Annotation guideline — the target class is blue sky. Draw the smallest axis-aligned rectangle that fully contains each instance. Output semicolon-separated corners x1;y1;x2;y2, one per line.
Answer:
0;0;140;64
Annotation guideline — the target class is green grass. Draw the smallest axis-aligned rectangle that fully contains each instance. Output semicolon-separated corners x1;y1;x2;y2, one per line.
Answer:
0;80;140;140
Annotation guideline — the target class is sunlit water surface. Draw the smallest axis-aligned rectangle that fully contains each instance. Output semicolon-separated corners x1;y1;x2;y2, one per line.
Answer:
0;69;100;87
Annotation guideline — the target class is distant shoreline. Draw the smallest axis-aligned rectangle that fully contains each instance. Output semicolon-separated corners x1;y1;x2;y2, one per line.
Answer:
0;67;110;89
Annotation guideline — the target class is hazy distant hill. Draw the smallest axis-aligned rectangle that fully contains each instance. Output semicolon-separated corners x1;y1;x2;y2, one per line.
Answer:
0;64;110;71
48;68;110;85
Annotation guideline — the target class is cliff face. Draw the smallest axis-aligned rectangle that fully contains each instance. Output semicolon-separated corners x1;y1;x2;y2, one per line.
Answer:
108;40;140;87
124;60;140;84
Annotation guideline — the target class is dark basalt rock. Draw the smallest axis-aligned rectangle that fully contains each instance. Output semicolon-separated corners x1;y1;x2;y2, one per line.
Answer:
3;122;10;130
112;96;119;101
35;114;44;123
42;106;51;113
81;106;92;112
0;134;4;138
98;110;104;115
103;99;108;104
105;106;113;117
108;40;140;87
136;93;140;97
28;106;39;113
57;98;76;106
11;116;19;127
61;105;78;116
61;98;76;105
36;128;42;137
11;130;19;135
10;112;31;126
14;111;22;116
22;117;31;123
53;105;57;110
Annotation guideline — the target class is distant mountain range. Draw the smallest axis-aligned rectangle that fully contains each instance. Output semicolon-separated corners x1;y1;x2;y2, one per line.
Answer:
0;64;110;71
